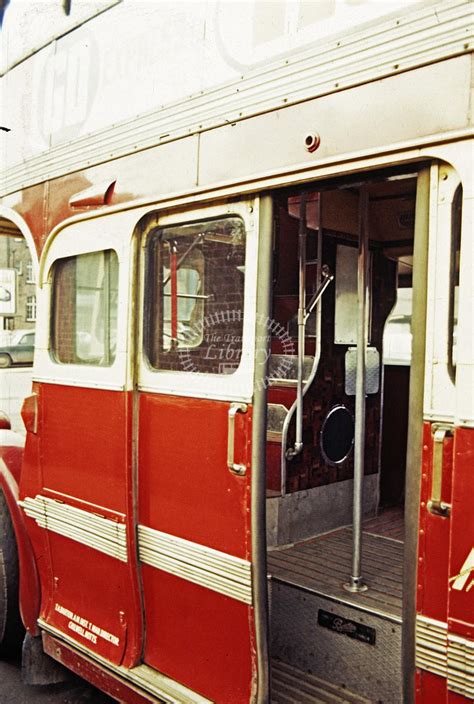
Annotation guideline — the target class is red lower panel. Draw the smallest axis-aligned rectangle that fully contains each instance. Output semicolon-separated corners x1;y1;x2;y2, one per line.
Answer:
138;393;255;700
448;692;472;704
44;533;129;665
138;393;251;558
416;671;472;704
417;423;453;620
141;566;254;703
42;633;155;704
39;384;131;511
417;426;474;704
27;384;142;668
448;428;474;635
416;670;447;704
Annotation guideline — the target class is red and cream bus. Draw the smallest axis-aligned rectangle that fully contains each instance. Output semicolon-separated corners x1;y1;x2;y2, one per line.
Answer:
0;1;473;702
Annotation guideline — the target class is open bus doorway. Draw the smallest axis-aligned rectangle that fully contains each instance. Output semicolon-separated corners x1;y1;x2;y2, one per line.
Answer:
266;169;419;703
0;217;37;435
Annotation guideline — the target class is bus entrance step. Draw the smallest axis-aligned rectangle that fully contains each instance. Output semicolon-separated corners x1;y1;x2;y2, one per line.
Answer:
269;578;402;703
271;660;372;703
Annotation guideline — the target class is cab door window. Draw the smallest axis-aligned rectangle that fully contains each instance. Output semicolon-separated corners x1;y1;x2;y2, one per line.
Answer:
144;216;246;375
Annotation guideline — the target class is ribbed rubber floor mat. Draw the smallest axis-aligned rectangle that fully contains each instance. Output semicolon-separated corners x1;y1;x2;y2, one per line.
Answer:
267;528;403;620
271;660;372;703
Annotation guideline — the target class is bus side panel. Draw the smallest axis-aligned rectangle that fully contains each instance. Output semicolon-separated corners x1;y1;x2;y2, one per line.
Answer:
39;384;131;510
417;425;474;702
417;422;453;620
417;670;447;703
138;393;255;702
138;394;252;557
23;384;142;667
448;427;474;627
447;426;474;703
141;568;255;703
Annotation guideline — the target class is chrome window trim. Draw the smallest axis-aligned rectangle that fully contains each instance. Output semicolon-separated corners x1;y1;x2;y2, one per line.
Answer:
137;199;258;403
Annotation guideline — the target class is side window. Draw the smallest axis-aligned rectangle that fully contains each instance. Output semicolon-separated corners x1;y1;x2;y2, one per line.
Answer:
144;216;246;374
51;250;119;366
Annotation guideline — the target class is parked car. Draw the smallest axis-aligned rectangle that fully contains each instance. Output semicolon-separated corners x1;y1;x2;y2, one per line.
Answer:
0;330;35;368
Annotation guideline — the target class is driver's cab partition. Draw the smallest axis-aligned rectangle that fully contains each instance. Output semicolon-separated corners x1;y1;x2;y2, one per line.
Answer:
266;179;414;546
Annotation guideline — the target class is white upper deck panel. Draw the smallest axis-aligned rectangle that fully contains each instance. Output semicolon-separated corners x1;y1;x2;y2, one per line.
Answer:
0;0;472;195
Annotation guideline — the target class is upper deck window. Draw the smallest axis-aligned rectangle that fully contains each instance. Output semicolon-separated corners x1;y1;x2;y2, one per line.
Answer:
51;250;118;366
144;216;246;375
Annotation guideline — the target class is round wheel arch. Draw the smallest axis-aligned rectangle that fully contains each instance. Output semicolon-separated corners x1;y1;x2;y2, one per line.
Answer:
0;463;40;638
0;487;24;654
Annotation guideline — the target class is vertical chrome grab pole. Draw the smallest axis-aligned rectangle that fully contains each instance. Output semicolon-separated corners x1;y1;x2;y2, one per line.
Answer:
345;187;369;593
295;193;308;454
286;193;307;461
281;195;326;493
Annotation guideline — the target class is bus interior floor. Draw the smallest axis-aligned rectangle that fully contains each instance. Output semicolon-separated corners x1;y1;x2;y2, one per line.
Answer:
268;509;404;703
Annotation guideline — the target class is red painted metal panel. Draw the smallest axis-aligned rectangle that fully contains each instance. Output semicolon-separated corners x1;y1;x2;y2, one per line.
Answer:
6;182;46;253
138;393;252;558
39;384;131;511
417;424;474;704
42;633;156;704
18;404;52;635
448;691;472;704
448;428;474;635
44;534;129;664
138;392;255;701
416;670;447;704
22;383;143;669
141;566;254;703
416;422;452;704
0;442;24;487
417;422;453;621
447;427;474;704
0;470;40;635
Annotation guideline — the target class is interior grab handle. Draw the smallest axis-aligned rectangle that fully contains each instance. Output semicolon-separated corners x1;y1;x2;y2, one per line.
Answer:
428;424;453;517
304;265;334;323
228;403;247;476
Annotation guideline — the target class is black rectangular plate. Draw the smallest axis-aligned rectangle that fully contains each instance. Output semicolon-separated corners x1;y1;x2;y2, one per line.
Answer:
317;609;376;645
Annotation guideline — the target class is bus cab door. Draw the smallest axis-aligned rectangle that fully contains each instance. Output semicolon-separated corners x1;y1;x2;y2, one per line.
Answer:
136;198;270;703
21;215;144;670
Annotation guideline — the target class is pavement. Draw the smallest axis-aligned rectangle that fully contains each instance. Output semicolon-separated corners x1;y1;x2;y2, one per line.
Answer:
0;657;114;704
